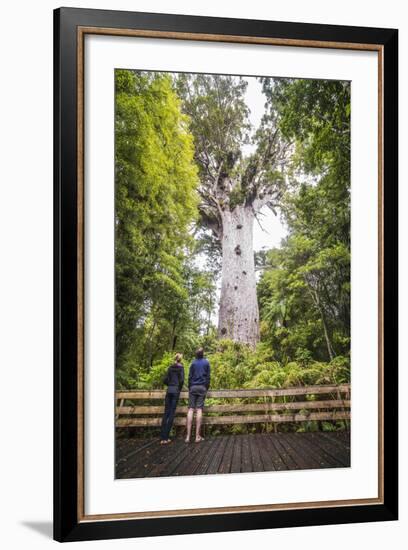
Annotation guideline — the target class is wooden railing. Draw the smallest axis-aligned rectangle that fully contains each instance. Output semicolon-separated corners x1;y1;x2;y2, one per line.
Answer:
116;384;350;428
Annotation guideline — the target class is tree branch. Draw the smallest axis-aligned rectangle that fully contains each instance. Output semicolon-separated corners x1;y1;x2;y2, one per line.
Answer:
197;203;222;238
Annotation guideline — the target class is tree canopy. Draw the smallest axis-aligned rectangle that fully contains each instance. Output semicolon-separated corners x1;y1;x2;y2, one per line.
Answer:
175;74;289;241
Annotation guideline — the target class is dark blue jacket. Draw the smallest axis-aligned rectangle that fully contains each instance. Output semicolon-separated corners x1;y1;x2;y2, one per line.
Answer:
163;363;184;394
188;358;211;390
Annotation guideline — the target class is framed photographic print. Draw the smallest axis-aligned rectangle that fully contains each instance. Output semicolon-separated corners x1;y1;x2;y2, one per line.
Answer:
53;7;398;542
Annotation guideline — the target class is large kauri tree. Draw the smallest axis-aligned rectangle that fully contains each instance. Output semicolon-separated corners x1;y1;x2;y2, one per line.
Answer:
176;75;289;347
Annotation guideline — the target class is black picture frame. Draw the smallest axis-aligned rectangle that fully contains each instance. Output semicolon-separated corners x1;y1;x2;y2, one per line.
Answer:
54;7;398;542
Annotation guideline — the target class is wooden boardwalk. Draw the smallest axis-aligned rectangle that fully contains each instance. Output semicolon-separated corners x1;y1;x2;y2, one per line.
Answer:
115;431;350;479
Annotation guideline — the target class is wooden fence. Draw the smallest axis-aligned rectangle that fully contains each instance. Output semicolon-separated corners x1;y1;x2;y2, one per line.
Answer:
116;384;350;429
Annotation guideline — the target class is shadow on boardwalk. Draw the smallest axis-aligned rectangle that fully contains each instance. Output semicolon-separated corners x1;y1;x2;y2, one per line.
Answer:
115;431;350;479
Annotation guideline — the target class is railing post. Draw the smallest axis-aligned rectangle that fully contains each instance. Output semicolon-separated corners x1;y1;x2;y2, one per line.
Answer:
116;398;124;421
338;387;349;430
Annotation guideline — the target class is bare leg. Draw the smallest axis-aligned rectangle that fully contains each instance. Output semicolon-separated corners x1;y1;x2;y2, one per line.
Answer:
185;408;194;442
195;409;204;442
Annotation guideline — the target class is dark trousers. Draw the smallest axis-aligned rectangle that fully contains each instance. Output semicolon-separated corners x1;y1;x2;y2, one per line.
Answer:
160;392;179;440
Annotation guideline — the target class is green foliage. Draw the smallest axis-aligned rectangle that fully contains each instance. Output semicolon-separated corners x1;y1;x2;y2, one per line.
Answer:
137;353;175;389
262;78;350;177
207;341;349;389
115;69;205;380
257;237;350;363
204;341;349;434
175;74;251;175
127;340;349;391
228;185;247;209
257;77;350;364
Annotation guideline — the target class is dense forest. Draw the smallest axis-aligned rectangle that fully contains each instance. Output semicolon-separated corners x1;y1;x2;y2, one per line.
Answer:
114;69;351;423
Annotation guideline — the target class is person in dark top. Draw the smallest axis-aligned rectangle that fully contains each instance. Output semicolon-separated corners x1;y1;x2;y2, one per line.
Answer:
160;353;185;444
185;348;211;443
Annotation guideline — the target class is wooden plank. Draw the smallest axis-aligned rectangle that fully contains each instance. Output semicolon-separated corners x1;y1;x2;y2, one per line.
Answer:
148;439;191;477
115;438;157;467
116;411;351;427
248;434;264;472
286;433;339;468
314;432;351;466
115;433;351;479
327;430;351;446
117;417;180;427
124;441;175;478
116;437;144;457
206;436;229;474
115;438;136;456
308;432;350;467
120;439;187;479
254;433;275;472
230;435;242;474
271;433;312;470
147;440;193;477
218;436;235;474
263;434;296;471
177;438;215;476
117;400;351;415
268;435;303;470
240;435;253;473
171;439;208;476
194;436;224;475
198;412;353;424
319;431;351;456
321;431;351;453
116;384;350;400
138;443;179;478
276;433;321;470
118;440;165;478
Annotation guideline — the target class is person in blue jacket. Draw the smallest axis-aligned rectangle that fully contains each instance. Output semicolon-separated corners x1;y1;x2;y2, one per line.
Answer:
160;353;184;444
185;348;211;443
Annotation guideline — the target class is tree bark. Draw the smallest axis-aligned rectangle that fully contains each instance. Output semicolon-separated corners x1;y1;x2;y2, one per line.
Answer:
218;205;260;347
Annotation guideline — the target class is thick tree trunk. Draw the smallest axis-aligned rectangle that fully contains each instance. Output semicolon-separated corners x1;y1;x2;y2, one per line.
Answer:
218;205;260;347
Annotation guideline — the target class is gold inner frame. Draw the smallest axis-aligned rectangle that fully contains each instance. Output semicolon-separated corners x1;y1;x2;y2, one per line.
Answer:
76;26;384;523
